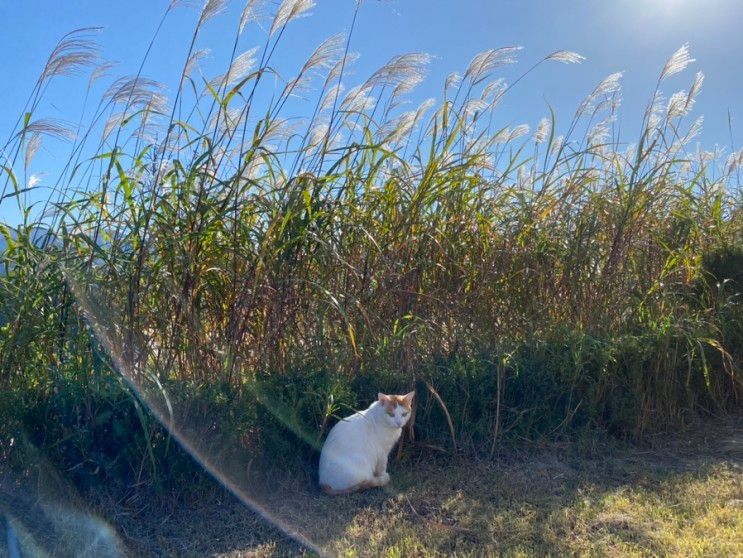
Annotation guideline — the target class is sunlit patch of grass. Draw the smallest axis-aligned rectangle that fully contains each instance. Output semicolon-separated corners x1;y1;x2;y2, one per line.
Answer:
273;422;741;557
548;463;743;556
310;460;742;557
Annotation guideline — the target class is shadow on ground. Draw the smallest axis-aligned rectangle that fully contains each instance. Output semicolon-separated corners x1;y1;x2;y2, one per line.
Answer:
1;415;741;557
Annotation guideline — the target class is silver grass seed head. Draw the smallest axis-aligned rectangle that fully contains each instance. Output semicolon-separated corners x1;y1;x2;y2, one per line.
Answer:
481;78;507;103
199;0;229;26
699;149;715;166
239;0;265;33
240;156;264;180
593;72;623;97
686;72;704;111
464;47;522;85
395;110;417;133
726;149;743;175
89;61;118;87
534;117;551;144
270;0;315;37
668;140;683;157
625;143;637;162
646;93;665;132
41;29;102;83
414;98;436;124
289;34;345;95
132;126;157;144
311;127;343;151
302;33;345;75
667;90;690;119
550;135;565;156
578;72;623;117
28;173;43;188
660;43;695;82
341;85;376;113
25;133;42;171
282;75;304;98
493;127;511;145
647;113;661;134
463;98;488;119
324;52;359;89
104;77;166;108
261;117;298;143
509;124;530;141
320;83;345;112
144;92;169;114
517;165;528;187
185;48;211;79
307;122;329;148
208;106;243;134
169;0;197;9
103;113;125;141
445;72;462;91
385;111;417;145
24;119;76;141
683;115;704;144
545;50;586;64
465;136;488;155
211;47;259;89
587;120;610;147
391;72;426;102
476;153;496;173
364;53;432;92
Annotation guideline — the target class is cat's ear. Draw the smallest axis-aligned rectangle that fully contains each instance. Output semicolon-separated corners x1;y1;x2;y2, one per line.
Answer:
378;392;390;404
402;391;415;406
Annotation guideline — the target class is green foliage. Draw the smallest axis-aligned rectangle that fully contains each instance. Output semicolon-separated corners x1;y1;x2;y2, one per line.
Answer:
0;5;741;490
701;244;743;296
251;369;359;465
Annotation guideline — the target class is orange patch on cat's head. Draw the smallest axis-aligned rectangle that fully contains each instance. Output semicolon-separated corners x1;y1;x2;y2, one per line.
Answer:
378;391;415;411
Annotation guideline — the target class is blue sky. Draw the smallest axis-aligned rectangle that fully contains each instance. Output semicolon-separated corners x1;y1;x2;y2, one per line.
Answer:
2;0;742;225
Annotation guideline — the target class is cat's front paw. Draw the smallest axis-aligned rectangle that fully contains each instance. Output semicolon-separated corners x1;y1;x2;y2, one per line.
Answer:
378;472;390;486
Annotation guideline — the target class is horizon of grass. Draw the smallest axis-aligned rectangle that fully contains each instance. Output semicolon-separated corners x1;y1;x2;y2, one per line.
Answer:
3;415;741;557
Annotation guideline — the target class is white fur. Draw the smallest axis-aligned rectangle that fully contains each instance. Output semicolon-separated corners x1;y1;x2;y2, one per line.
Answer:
319;393;413;493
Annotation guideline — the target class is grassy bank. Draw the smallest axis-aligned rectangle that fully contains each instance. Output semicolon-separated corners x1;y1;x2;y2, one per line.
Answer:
2;416;741;556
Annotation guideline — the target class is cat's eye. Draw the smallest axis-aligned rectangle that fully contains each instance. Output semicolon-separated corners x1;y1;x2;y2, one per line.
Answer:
386;412;394;417
401;412;408;417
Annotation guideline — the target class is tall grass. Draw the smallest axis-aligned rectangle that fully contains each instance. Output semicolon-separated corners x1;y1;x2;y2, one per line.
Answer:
1;1;741;491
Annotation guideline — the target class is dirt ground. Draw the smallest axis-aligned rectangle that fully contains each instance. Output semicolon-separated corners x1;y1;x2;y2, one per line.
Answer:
2;416;741;557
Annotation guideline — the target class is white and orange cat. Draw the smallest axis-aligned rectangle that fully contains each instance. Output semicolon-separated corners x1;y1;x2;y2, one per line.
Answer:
319;391;415;495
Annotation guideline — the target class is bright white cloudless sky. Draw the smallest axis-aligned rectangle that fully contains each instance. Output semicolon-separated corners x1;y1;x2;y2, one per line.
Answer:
1;0;742;224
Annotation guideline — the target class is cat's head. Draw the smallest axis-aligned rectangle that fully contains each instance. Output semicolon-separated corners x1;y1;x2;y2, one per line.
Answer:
377;391;415;429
